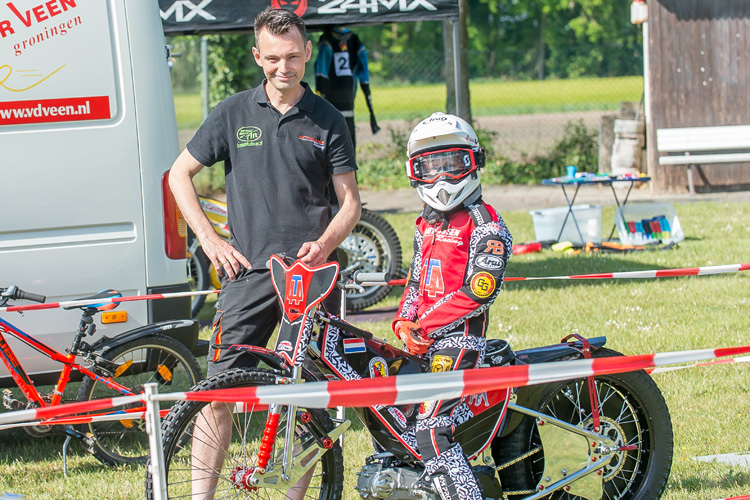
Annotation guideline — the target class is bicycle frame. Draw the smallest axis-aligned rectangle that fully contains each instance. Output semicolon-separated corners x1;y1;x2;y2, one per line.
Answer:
0;317;135;409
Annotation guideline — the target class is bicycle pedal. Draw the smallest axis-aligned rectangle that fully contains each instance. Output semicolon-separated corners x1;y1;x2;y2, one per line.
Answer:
2;388;26;411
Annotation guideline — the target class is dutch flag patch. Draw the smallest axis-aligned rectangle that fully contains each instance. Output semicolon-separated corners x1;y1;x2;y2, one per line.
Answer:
343;338;366;354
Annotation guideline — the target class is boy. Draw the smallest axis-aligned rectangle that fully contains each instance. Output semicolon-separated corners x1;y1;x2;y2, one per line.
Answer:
393;112;512;499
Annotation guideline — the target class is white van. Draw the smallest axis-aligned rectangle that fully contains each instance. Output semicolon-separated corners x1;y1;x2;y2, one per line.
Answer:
0;0;199;385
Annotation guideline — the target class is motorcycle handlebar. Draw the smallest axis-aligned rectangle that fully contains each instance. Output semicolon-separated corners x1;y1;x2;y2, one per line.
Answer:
352;271;391;286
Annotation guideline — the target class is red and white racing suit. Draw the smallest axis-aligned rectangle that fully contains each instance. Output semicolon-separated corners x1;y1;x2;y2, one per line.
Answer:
393;199;512;500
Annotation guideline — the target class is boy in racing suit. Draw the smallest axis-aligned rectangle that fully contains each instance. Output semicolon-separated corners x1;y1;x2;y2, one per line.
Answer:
392;112;512;500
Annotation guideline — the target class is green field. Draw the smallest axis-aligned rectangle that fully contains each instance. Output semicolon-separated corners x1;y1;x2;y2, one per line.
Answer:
1;199;749;499
173;75;644;129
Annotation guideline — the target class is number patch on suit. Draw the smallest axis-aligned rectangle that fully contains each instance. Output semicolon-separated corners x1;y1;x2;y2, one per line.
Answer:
420;259;445;298
333;52;352;76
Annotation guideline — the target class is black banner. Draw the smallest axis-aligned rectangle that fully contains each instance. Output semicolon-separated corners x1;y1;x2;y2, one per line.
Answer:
159;0;459;34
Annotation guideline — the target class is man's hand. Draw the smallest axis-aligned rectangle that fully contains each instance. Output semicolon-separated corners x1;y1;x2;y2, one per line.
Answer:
201;234;251;281
394;320;433;356
297;241;328;267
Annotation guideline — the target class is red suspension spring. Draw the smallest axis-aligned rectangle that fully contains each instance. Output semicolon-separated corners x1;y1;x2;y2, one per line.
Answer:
257;411;281;470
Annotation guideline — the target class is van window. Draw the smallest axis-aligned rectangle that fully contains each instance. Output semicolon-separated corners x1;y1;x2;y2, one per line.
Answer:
1;1;118;127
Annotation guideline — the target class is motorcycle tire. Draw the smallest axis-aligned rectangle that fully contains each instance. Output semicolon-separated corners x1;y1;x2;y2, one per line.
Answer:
76;334;203;466
338;208;403;312
146;367;344;500
187;231;211;317
493;348;673;500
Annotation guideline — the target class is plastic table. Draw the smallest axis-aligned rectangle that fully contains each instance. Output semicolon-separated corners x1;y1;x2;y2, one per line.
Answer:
540;173;651;242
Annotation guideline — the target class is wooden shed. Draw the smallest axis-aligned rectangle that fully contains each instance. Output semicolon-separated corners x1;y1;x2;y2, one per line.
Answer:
645;0;750;193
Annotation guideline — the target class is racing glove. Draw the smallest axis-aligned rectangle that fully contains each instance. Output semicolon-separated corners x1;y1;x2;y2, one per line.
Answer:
394;320;433;356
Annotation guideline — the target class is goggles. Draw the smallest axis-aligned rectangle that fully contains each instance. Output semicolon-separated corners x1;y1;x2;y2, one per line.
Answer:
407;147;484;184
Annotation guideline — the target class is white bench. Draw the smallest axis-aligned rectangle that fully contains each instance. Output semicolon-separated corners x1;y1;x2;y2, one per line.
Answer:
656;125;750;194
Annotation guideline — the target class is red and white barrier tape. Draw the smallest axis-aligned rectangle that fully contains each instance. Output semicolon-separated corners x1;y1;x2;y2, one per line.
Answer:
1;343;748;427
649;355;750;374
714;496;750;500
169;344;750;409
506;262;750;281
0;394;143;427
0;406;169;431
0;289;220;313
389;262;750;286
2;263;746;313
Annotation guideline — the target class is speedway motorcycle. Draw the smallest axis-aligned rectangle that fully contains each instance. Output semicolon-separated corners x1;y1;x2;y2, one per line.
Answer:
147;255;673;500
187;196;403;316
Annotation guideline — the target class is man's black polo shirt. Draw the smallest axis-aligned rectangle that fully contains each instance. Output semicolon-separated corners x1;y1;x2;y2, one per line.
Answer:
187;81;357;269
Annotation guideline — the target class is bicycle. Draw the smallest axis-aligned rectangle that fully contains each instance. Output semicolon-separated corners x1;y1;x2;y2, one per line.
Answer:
0;285;203;466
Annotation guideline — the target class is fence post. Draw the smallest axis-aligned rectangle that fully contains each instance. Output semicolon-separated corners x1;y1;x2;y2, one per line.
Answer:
145;383;167;500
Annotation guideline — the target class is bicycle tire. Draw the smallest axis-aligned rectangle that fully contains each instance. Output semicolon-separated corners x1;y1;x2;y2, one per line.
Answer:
76;333;203;466
146;367;344;500
493;348;673;499
338;208;403;311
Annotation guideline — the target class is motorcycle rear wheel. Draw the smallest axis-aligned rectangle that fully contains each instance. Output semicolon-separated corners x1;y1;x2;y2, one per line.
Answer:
493;348;673;500
146;367;344;500
338;208;403;312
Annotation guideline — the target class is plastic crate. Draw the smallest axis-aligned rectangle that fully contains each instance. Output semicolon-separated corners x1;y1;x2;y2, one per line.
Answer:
614;203;684;245
529;205;603;244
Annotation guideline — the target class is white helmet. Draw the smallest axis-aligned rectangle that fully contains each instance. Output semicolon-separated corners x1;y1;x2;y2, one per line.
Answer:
405;112;485;212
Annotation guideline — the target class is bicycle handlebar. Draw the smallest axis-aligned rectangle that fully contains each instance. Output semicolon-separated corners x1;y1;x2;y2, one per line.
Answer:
2;285;46;303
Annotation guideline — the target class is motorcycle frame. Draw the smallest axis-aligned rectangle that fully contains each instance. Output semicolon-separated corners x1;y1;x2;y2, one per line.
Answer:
220;257;623;498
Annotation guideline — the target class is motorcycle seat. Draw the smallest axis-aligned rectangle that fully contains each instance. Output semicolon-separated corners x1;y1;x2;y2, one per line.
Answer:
485;338;514;366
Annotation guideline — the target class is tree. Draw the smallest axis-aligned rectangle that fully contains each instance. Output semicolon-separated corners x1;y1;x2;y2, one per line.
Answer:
205;34;262;110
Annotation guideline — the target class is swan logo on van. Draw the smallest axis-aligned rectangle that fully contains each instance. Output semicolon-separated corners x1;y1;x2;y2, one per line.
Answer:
237;126;262;148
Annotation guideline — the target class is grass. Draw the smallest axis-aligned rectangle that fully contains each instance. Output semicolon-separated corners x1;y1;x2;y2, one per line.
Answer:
174;92;203;130
1;200;749;499
173;75;644;129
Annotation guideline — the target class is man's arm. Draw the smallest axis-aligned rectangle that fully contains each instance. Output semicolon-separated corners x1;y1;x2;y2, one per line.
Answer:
169;148;251;280
297;171;361;266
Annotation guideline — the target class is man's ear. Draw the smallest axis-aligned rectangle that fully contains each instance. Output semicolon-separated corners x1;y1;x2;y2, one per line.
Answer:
252;46;262;67
305;40;312;62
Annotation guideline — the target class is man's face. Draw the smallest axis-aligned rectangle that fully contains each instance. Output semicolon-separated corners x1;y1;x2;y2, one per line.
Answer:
252;27;311;94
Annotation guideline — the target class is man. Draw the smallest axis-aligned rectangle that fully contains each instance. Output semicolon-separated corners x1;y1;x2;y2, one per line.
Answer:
168;7;361;498
393;112;512;500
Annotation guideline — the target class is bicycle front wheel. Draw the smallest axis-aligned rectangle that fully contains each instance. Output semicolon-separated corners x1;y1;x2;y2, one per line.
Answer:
146;367;344;500
76;334;203;466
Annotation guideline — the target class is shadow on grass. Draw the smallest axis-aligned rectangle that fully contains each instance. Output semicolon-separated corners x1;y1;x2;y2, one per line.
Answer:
0;428;104;470
672;467;750;494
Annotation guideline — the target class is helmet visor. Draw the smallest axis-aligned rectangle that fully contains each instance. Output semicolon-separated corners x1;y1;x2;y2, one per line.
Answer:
408;148;479;184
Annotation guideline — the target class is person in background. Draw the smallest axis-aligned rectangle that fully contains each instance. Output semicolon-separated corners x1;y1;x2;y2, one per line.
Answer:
168;7;361;498
314;25;380;157
393;112;512;500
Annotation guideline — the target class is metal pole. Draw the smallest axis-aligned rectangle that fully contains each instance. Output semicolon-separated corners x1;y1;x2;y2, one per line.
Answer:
201;36;209;120
145;383;167;500
336;289;346;443
452;20;461;117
